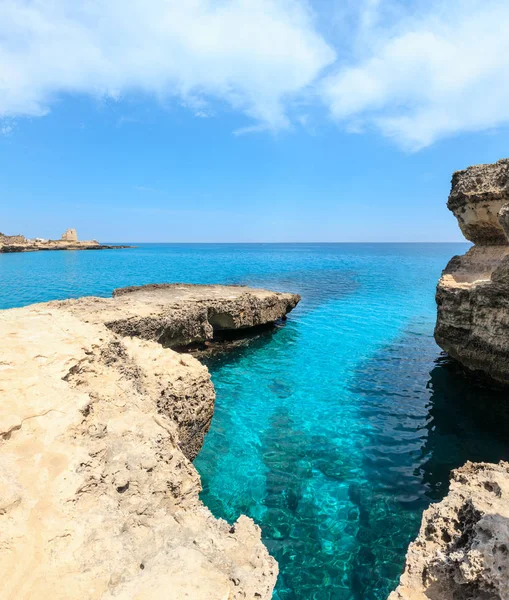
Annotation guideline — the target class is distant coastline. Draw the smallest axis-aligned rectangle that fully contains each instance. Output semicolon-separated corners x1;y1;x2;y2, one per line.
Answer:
0;228;133;253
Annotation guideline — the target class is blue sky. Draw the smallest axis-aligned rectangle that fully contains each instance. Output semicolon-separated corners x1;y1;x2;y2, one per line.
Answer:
1;0;509;242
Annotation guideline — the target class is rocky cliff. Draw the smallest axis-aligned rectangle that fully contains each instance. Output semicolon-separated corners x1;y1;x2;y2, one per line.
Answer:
389;160;509;600
389;462;509;600
0;284;299;600
435;158;509;385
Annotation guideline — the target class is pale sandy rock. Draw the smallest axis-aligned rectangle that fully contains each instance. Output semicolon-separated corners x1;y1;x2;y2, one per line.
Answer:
395;160;509;600
60;283;301;349
57;284;299;458
447;158;509;245
0;234;132;253
435;158;509;385
0;284;297;600
389;462;509;600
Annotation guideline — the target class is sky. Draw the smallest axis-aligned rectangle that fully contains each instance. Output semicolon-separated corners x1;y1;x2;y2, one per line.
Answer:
1;0;509;242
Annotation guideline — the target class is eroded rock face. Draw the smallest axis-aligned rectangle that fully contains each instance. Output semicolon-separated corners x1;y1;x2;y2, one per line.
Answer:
0;284;298;600
389;462;509;600
435;158;509;385
392;161;509;600
447;158;509;245
65;283;301;350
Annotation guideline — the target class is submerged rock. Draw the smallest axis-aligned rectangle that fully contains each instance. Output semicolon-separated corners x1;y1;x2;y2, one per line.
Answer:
389;461;509;600
0;284;299;600
435;158;509;385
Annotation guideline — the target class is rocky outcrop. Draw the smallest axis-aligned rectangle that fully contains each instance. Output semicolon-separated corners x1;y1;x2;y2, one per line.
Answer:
447;159;509;245
0;232;26;244
0;284;299;599
435;158;509;385
84;283;300;349
391;161;509;600
0;229;132;252
0;240;132;252
389;462;509;600
58;284;300;457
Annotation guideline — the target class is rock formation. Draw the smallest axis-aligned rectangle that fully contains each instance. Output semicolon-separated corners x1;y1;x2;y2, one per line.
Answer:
389;160;509;600
0;232;26;244
0;284;299;600
0;229;131;253
62;228;78;241
435;158;509;385
389;461;509;600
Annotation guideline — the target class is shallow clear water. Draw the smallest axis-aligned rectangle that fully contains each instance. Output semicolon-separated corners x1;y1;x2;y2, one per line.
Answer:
2;243;509;599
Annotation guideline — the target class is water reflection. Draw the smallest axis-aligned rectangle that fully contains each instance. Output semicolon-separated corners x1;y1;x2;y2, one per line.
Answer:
420;355;509;501
350;331;509;599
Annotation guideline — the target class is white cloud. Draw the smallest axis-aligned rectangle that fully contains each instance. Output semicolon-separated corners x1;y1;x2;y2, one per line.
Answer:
321;0;509;149
3;0;509;149
0;0;334;130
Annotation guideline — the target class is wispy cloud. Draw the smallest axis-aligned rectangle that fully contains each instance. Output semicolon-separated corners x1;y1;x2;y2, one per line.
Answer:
2;0;509;149
0;0;334;131
233;123;273;136
0;118;15;135
321;0;509;149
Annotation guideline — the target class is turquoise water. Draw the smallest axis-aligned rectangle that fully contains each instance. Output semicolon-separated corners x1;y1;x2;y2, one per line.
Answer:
2;243;509;599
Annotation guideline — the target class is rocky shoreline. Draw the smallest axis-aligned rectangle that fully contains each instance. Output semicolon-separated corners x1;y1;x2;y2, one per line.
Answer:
435;158;509;385
390;159;509;600
389;461;509;600
0;241;133;253
0;228;133;253
0;284;299;599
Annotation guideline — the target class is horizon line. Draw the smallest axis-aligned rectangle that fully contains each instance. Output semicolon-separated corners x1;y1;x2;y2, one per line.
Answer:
102;240;469;245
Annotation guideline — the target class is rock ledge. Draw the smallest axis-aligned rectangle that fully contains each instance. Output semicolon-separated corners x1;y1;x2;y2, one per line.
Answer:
0;284;299;600
389;462;509;600
435;158;509;384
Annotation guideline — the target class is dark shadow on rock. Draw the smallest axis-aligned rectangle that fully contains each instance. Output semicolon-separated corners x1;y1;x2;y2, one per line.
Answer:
200;320;300;371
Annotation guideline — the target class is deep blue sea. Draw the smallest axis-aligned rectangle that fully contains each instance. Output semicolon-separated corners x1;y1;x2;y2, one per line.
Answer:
3;243;509;599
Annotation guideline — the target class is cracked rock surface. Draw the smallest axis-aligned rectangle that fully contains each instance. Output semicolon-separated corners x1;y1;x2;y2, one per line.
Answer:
389;462;509;600
0;284;298;600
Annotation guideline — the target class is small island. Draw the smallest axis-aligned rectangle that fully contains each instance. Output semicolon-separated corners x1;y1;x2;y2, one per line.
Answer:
0;228;133;253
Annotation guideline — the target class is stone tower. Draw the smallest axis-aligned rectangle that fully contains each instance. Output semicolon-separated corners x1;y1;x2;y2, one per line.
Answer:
62;228;78;242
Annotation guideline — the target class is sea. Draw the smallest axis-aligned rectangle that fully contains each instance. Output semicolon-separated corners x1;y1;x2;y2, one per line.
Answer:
2;243;509;599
